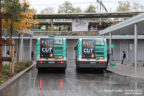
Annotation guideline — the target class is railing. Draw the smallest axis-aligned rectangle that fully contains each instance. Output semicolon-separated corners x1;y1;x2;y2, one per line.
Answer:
32;31;99;36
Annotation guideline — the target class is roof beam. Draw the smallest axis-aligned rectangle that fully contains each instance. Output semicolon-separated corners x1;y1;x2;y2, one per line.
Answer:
34;11;144;19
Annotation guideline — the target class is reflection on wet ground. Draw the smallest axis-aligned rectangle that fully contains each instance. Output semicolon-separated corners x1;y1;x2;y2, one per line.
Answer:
0;61;144;96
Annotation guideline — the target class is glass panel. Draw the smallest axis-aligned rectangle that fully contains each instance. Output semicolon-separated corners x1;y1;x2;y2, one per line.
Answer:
54;38;63;44
82;39;95;47
95;39;104;46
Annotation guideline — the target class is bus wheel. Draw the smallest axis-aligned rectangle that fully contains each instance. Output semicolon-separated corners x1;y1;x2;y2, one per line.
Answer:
38;68;41;73
99;69;104;73
76;68;80;72
60;68;66;73
94;69;104;73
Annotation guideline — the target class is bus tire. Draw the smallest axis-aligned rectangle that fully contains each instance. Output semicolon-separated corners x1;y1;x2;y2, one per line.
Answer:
99;69;104;73
60;68;66;73
104;67;107;70
38;68;41;73
76;67;80;72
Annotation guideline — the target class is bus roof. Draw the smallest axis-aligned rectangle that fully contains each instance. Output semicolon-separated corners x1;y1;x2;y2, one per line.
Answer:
37;37;65;40
79;38;106;40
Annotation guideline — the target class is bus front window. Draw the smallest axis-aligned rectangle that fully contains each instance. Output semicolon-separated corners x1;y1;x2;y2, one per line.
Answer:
96;39;104;46
54;38;63;45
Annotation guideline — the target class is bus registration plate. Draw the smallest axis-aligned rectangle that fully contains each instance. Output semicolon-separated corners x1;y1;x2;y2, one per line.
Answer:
48;61;55;64
90;62;96;64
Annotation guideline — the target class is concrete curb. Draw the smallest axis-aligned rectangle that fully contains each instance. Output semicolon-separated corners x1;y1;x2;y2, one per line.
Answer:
0;63;36;90
106;68;144;79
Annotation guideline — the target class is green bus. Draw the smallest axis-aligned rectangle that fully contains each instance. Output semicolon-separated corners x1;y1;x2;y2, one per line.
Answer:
36;37;67;71
74;38;108;71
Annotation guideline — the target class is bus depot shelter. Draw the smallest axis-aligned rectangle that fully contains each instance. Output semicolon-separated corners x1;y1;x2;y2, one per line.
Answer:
99;13;144;72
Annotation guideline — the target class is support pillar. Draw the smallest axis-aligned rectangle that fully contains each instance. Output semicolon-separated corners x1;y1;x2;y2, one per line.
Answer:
0;0;3;74
134;24;138;72
51;19;53;32
4;31;7;57
29;37;32;60
20;34;23;61
109;33;112;54
46;25;48;31
102;35;105;38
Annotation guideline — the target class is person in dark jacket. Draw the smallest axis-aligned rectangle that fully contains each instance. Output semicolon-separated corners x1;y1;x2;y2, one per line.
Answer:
31;51;34;60
107;50;110;64
121;51;126;64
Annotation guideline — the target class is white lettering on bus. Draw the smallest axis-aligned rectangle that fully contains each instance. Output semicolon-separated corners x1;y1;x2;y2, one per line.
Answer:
83;48;93;54
42;48;52;53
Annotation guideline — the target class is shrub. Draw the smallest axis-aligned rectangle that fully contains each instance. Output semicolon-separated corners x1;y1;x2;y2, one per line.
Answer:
19;61;32;70
3;65;9;75
0;61;33;84
14;64;20;72
0;74;9;84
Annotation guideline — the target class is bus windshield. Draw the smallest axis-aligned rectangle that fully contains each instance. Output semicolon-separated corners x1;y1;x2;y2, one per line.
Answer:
54;38;63;44
95;39;104;46
82;39;95;47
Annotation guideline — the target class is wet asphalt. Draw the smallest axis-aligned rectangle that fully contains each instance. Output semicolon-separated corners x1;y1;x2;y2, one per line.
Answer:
0;59;144;96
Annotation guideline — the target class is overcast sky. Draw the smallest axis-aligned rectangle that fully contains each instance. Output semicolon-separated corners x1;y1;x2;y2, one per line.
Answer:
29;0;144;13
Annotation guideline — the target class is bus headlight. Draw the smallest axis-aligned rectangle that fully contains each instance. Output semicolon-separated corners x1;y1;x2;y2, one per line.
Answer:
100;57;104;59
96;57;104;60
96;57;100;60
55;56;63;59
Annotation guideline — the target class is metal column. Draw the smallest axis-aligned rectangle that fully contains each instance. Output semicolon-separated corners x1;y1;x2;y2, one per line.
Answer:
109;33;112;54
20;34;23;61
51;19;53;32
4;31;7;57
134;24;138;72
29;37;32;60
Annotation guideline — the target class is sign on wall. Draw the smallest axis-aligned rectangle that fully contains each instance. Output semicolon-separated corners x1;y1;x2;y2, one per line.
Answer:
72;19;88;31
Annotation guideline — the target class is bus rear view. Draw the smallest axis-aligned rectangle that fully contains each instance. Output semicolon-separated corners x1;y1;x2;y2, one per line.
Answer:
75;38;108;71
36;37;67;71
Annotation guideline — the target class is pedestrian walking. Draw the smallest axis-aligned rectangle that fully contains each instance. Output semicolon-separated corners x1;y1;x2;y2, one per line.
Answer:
121;51;126;64
107;50;110;64
31;51;34;60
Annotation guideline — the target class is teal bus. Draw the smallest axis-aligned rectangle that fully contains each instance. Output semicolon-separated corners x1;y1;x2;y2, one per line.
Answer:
74;38;108;71
36;37;67;71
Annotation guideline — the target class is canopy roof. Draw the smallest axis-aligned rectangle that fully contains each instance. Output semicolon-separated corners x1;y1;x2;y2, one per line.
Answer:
99;13;144;35
34;11;143;19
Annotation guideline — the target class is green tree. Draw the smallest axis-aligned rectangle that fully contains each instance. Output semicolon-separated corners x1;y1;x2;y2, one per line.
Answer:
41;7;55;14
32;8;37;14
1;0;29;75
2;0;29;37
58;1;75;13
73;7;82;13
116;1;144;21
116;1;130;12
85;5;96;13
132;2;144;11
115;1;130;21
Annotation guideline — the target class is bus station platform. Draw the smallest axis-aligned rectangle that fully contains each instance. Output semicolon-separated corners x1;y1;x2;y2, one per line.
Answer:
107;61;144;79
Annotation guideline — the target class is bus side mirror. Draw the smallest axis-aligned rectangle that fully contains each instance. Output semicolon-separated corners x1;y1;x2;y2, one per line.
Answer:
110;44;114;48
